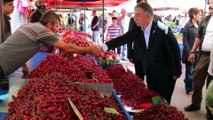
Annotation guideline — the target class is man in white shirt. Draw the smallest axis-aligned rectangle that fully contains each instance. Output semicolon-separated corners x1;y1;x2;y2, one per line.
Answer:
184;0;213;111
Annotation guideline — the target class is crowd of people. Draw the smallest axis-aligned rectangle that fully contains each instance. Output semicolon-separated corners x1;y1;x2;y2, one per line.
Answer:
1;0;213;118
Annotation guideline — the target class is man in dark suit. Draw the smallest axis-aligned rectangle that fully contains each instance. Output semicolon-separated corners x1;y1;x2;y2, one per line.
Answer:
98;3;182;103
128;0;162;79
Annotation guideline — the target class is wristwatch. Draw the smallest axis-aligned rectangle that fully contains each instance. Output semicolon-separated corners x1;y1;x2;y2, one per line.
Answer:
189;51;195;54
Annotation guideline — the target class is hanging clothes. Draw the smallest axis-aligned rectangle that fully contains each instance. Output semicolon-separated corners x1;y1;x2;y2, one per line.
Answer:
17;0;29;14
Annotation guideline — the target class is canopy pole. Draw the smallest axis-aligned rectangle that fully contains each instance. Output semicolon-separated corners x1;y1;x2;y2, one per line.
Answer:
102;0;105;43
84;2;86;32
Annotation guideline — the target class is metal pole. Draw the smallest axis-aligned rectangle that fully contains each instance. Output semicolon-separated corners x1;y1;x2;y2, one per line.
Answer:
102;0;104;43
84;2;86;32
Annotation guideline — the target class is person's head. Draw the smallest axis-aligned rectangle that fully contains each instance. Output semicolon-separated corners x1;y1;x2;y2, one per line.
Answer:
40;11;60;33
133;3;153;28
35;0;46;11
136;0;148;4
58;14;62;18
111;17;118;25
92;10;97;16
112;10;116;16
188;7;202;23
208;0;213;4
3;0;14;16
208;0;213;15
121;8;127;17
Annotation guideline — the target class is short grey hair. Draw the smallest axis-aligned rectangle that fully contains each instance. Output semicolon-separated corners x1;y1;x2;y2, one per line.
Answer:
135;3;153;16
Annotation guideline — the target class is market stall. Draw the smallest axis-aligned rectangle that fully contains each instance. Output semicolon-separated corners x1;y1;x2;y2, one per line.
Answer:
0;0;205;119
0;29;188;119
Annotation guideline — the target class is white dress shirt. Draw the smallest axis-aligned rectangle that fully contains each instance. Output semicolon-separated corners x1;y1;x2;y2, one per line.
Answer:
141;19;153;49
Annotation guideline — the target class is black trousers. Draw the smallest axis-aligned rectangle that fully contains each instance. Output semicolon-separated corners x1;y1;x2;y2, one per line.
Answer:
146;72;176;104
134;61;144;80
0;66;4;77
134;61;175;104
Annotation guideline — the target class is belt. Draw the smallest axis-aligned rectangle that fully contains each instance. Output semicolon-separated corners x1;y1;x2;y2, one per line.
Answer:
202;51;210;55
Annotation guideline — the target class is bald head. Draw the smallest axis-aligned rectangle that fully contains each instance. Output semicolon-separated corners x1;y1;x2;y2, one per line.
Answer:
35;0;46;9
121;8;127;16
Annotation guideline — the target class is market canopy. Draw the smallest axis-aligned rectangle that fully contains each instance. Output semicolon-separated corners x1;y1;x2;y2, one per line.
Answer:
46;0;131;9
153;7;179;11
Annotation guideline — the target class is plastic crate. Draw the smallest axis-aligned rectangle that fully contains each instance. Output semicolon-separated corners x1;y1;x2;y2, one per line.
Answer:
0;112;7;119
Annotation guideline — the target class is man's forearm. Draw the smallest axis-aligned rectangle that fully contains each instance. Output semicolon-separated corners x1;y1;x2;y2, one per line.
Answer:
190;37;201;52
66;44;90;54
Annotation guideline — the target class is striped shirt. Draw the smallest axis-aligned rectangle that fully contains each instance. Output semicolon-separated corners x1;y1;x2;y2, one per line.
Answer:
0;22;59;75
107;25;121;39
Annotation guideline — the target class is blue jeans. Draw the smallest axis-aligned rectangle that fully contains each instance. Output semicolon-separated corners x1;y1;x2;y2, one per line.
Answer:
120;44;127;59
92;31;100;45
184;53;199;93
184;61;194;93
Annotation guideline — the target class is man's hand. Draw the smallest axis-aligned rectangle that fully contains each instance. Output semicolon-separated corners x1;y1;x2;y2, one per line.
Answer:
188;53;195;63
173;75;180;80
128;58;134;63
89;45;102;57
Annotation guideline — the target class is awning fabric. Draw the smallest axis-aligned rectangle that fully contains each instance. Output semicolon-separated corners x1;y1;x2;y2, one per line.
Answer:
46;0;130;9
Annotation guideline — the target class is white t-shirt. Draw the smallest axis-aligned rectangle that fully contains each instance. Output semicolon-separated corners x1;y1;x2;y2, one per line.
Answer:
117;16;130;34
207;17;213;75
202;17;213;52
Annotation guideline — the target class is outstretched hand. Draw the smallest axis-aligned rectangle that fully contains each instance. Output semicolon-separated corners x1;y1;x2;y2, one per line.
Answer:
173;75;180;80
129;58;134;63
89;45;102;57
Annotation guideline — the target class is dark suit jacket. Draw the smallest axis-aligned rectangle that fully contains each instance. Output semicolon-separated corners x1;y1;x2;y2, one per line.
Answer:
29;10;42;23
106;19;182;78
3;14;11;42
127;15;162;59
